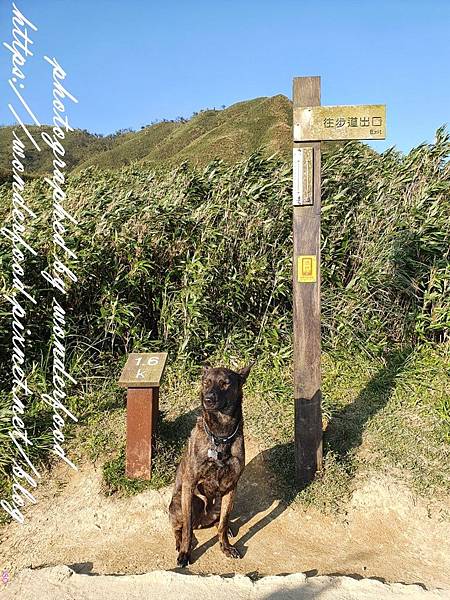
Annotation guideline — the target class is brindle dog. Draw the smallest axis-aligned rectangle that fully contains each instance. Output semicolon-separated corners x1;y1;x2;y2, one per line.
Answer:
169;364;251;567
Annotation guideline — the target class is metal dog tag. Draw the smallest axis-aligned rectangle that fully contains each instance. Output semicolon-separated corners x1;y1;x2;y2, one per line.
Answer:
208;448;218;460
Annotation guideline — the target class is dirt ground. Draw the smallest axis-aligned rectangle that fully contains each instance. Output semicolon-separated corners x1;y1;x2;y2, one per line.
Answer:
1;437;449;593
3;567;449;600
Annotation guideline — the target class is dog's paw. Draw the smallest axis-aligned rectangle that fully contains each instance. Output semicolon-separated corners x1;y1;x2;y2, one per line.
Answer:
221;544;241;559
176;551;190;568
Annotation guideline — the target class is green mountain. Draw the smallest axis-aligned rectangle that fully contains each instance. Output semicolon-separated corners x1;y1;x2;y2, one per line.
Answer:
77;94;293;170
0;94;346;179
0;126;116;181
0;95;293;176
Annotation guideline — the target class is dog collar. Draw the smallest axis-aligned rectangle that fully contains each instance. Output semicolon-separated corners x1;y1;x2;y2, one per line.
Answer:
203;419;241;448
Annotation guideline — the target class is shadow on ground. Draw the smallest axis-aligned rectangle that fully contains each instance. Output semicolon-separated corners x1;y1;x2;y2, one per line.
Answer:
190;349;412;563
67;562;94;574
325;348;412;459
272;348;413;491
190;443;292;563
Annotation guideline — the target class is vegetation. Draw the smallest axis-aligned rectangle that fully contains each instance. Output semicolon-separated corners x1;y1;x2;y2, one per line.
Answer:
0;96;341;177
0;126;119;175
0;124;448;520
0;95;293;175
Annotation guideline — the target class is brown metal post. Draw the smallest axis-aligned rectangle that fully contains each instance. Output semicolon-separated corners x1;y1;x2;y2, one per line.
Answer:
119;352;167;480
293;76;323;486
125;386;158;479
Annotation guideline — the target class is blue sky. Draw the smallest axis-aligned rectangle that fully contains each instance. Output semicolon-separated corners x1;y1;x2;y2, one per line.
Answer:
0;0;448;152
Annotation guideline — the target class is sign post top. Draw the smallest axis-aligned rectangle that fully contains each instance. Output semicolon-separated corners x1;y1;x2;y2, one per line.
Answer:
294;104;386;142
118;352;168;388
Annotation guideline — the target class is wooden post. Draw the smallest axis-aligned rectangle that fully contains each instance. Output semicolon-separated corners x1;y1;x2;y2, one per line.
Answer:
293;77;323;486
292;80;386;485
125;387;159;479
118;352;167;480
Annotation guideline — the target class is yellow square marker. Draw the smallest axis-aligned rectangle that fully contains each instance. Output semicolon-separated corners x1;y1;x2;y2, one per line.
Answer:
297;255;317;283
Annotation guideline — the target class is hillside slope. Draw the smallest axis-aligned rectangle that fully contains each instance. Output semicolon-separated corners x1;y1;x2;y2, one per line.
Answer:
0;95;294;176
76;94;293;170
0;126;119;178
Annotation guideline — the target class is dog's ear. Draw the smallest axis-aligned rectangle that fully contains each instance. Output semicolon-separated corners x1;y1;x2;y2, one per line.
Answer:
237;364;253;384
201;364;211;378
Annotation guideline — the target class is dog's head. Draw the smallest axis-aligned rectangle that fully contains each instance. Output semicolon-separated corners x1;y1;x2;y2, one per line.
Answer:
201;365;252;414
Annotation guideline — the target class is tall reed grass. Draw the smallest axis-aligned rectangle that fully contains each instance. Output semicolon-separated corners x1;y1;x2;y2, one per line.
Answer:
0;129;448;488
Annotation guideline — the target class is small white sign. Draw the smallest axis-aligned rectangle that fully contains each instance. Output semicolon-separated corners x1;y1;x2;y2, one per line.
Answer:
293;147;314;206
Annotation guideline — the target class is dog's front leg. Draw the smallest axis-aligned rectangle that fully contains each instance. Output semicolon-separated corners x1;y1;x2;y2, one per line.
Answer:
177;479;195;567
217;488;241;559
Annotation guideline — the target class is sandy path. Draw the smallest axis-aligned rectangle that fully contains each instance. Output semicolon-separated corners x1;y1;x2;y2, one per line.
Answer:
2;567;449;600
1;438;449;592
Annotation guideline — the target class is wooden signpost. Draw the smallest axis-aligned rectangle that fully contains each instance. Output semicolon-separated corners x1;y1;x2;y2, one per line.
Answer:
292;76;386;486
118;352;168;479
